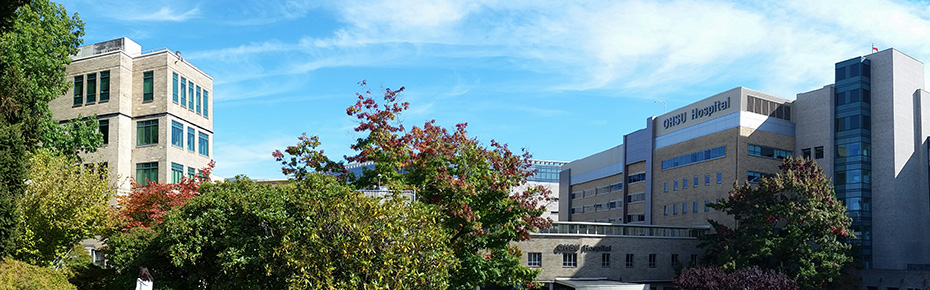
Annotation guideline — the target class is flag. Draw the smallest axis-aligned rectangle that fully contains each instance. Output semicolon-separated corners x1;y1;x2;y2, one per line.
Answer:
873;45;879;53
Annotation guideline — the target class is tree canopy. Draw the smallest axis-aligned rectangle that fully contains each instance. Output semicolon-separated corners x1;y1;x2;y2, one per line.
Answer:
699;157;853;289
274;81;552;288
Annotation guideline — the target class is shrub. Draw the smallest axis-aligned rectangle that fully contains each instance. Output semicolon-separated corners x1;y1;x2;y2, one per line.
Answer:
0;258;76;290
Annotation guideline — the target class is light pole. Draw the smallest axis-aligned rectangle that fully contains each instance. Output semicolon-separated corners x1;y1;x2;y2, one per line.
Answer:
654;100;667;114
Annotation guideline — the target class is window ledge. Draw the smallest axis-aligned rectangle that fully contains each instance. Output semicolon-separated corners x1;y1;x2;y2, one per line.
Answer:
136;143;158;148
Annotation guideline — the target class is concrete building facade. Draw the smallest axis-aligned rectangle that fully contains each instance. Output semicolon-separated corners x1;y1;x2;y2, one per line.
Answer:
50;38;214;195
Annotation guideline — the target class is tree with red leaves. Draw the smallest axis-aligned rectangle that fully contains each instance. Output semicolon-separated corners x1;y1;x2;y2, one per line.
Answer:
113;161;214;230
274;81;552;289
699;157;853;289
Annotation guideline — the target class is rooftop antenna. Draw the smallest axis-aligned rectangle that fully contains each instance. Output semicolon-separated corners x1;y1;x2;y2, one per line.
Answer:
654;100;667;114
174;50;182;64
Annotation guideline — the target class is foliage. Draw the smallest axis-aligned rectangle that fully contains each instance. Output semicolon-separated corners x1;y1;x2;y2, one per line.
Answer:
14;149;113;267
674;266;799;290
58;244;118;290
274;80;552;289
0;258;76;290
113;161;214;231
0;123;26;257
699;157;853;289
106;176;455;290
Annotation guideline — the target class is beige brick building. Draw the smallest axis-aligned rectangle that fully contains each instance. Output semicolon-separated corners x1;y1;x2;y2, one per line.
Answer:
50;38;214;195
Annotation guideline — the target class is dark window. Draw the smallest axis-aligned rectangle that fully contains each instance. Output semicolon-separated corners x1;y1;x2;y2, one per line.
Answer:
748;144;792;159
188;167;195;178
704;200;710;212
705;174;710;185
73;75;83;106
815;146;824;159
562;253;577;267
717;172;722;183
180;77;187;107
672;254;680;267
664;205;668;216
198;132;209;156
99;71;110;102
649;254;657;268
602;253;610;268
694;176;698;187
86;73;96;103
803;148;812;159
142;71;153;102
188;81;194;108
682;178;687;189
625;254;634;268
664;182;668;192
98;119;109;145
662;146;726;170
187;127;195;151
627;172;646;183
171;121;183;147
136;120;158;145
674;180;678;191
528;252;542;267
203;90;209;118
196;85;202;115
136;162;158;186
172;73;179;103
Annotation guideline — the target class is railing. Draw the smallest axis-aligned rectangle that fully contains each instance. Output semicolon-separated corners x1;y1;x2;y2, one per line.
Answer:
536;222;709;238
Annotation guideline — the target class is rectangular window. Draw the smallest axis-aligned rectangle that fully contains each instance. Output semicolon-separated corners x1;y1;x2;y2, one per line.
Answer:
563;253;577;267
172;73;179;103
664;182;668;192
748;171;769;183
625;254;634;268
649;254;657;268
196;86;202;115
136;120;158;145
188;81;194;108
803;148;812;159
180;77;187;107
99;70;110;102
98;119;109;145
171;163;183;183
664;205;668;216
627;192;645;203
203;90;209;118
527;252;542;267
815;146;824;159
86;73;96;103
198;132;209;156
682;203;687;214
691;254;698;265
661;145;726;170
143;71;153;102
627;172;646;183
187;127;195;151
188;167;195;178
171;121;183;147
705;174;710;185
748;144;792;159
673;204;678;215
602;253;610;268
672;254;680;267
73;75;83;106
717;172;722;184
674;180;678;191
608;201;617;209
136;162;158;186
694;176;698;187
705;200;710;212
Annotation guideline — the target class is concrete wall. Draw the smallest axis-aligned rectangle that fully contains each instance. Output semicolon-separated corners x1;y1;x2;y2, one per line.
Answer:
794;85;835;177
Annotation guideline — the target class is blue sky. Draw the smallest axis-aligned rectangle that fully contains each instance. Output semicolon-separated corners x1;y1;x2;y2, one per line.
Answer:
57;0;930;179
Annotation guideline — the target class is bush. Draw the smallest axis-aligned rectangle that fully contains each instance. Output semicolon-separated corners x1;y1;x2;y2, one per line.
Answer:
0;258;76;290
674;266;799;290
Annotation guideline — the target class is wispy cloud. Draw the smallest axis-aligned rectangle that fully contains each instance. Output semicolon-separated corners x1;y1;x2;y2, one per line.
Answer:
114;6;201;22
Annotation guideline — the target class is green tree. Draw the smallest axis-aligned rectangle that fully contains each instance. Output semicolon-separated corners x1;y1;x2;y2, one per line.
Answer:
274;81;552;289
0;258;76;290
699;157;853;289
106;176;455;290
14;149;113;267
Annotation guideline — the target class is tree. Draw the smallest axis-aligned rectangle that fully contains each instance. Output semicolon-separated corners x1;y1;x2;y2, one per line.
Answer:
14;149;113;267
674;266;799;290
112;161;214;231
106;176;456;289
699;157;853;289
274;81;552;289
0;258;76;290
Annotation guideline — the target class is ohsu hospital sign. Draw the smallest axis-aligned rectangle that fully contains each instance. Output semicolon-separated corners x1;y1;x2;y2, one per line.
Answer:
662;97;732;129
553;244;612;254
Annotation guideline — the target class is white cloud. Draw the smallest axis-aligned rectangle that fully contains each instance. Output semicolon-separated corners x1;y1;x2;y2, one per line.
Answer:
114;6;201;22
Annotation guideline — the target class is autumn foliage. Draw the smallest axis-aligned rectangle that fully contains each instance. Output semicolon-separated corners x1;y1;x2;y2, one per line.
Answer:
113;161;214;230
274;81;552;288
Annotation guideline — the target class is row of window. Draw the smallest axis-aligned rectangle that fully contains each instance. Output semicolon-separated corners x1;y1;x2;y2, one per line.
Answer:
664;200;717;215
73;71;111;106
571;199;622;215
836;115;870;132
747;171;774;183
748;144;792;159
529;252;697;269
802;146;825;159
527;163;562;182
172;72;209;118
835;88;871;106
137;119;209;157
627;172;646;184
570;182;623;200
664;172;723;192
746;95;791;121
136;162;200;186
661;146;726;170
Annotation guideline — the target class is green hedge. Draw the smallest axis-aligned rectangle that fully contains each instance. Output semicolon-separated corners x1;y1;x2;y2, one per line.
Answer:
0;258;76;290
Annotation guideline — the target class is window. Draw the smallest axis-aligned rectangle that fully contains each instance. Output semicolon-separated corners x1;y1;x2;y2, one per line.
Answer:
682;178;687;189
188;81;194;108
171;121;183;147
602;253;610;268
196;86;202;114
835;115;871;132
694;176;698;187
171;163;183;183
649;254;657;268
527;253;542;267
180;77;187;107
73;75;83;106
682;203;687;214
748;171;763;183
717;172;722;183
704;200;710;212
746;95;791;121
815;146;824;159
803;148;812;159
748;144;792;159
142;71;153;102
661;146;726;170
627;214;645;222
187;127;195;151
136;120;158;145
188;167;195;178
671;254;680;267
86;73;96;103
664;182;668;192
198;132;209;156
705;174;710;185
664;205;668;216
562;253;577;267
627;172;646;183
136;162;158;186
625;254;634;268
203;90;209;118
172;73;179;103
836;143;870;158
627;192;645;203
674;180;678;191
608;201;617;209
673;204;677;215
99;71;110;102
691;254;698;265
693;202;698;213
98;119;109;145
